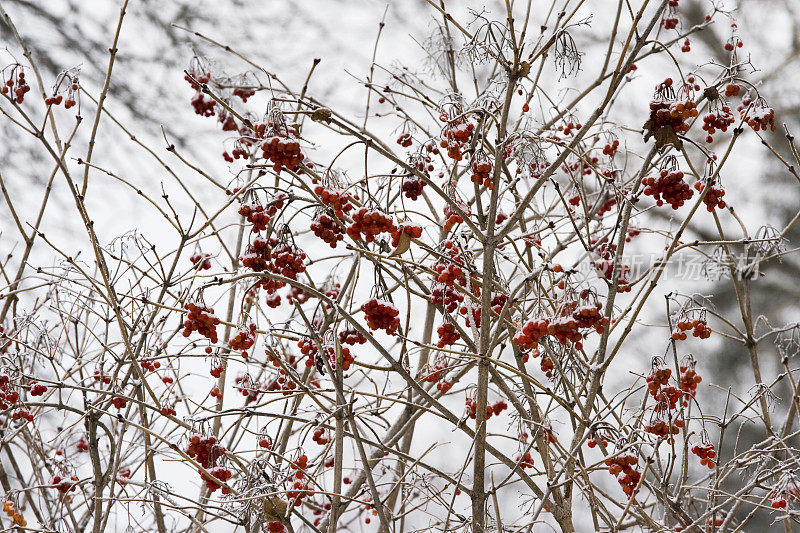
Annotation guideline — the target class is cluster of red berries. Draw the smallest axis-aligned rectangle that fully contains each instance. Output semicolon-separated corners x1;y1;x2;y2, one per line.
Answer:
111;396;128;409
261;131;305;172
361;298;400;335
183;302;221;343
440;118;475;160
465;397;508;420
270;242;307;280
311;211;344;247
646;367;672;399
202;466;233;493
679;364;702;404
241;237;276;274
29;382;47;396
513;319;550;351
396;132;413;147
724;37;744;52
739;98;776;132
2;501;26;527
436;322;460;348
51;475;79;496
11;409;33;422
322;344;354;371
556;120;583;137
702;106;735;143
691;441;716;469
470;160;493;189
645;413;684;438
443;203;469;232
347;208;396;243
229;323;257;358
77;437;89;452
232;87;254;102
572;302;609;332
186;434;225;469
645;80;697;137
402;177;426;200
45;93;77;108
642;169;694;209
694;182;727;211
725;83;740;97
605;454;641;498
672;318;712;340
287;455;312;506
313;184;355;218
390;224;423;247
602;139;620;157
663;16;679;30
339;329;367;346
190;252;212;270
238;203;271;232
420;358;452;390
267;521;286;533
3;70;30;103
516;452;535;469
312;427;331;445
431;284;464;314
540;355;555;378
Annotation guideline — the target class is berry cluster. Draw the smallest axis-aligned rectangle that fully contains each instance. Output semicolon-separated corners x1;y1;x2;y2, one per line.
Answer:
702;106;735;143
605;454;641;498
431;284;464;314
361;298;400;335
287;455;312;506
312;427;331;445
470;160;493;189
186;434;226;469
390;224;423;247
323;344;354;372
2;501;26;527
111;396;128;409
3;70;30;103
691;441;716;469
202;466;233;493
270;242;307;280
694;182;727;211
646;366;672;399
420;358;453;392
339;329;367;346
679;363;702;405
51;475;79;496
239;200;280;233
402;177;426;200
443;203;469;232
512;323;547;351
642;169;694;209
347;208;396;243
313;184;355;218
183;302;221;343
436;322;460;348
311;211;344;247
602;139;620;157
672;318;712;340
440;118;475;160
229;323;257;358
261;131;305;172
516;451;535;469
645;412;684;439
465;397;508;420
190;252;212;270
396;132;413;147
540;355;555;378
644;80;697;138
